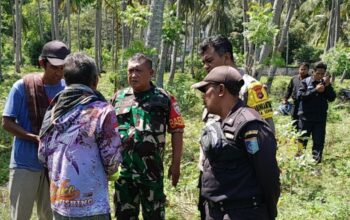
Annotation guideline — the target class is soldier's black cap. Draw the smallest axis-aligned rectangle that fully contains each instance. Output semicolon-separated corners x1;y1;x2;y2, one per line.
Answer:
192;66;244;92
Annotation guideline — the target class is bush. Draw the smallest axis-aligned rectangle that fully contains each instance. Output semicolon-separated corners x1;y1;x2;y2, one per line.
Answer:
293;45;322;64
184;54;206;81
165;73;201;116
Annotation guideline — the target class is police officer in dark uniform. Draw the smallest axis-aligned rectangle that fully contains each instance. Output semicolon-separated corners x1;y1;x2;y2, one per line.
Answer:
283;62;310;130
192;66;280;220
297;61;336;162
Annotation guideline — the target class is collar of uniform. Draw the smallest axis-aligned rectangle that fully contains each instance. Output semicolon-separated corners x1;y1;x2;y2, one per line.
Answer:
309;75;320;84
299;74;310;80
223;99;245;126
133;83;156;98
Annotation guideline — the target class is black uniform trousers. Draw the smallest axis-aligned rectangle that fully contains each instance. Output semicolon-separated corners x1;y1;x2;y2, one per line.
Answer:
198;171;206;220
298;119;326;162
204;202;270;220
291;100;299;130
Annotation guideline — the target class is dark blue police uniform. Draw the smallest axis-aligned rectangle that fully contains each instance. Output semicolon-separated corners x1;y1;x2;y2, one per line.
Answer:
200;100;280;220
284;74;309;129
297;75;336;162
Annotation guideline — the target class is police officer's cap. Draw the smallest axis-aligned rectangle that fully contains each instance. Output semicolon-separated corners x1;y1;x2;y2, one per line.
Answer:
192;66;244;92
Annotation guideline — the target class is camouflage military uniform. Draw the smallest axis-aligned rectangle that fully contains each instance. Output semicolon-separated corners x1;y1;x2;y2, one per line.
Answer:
112;86;184;220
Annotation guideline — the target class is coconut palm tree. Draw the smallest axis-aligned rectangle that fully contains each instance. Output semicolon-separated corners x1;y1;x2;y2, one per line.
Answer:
168;0;182;84
35;0;44;42
0;3;2;80
95;0;102;72
145;0;166;72
201;0;233;36
51;0;60;40
145;0;165;52
15;0;22;73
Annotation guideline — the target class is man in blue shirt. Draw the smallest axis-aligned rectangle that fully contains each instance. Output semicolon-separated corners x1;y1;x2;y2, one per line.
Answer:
2;40;70;220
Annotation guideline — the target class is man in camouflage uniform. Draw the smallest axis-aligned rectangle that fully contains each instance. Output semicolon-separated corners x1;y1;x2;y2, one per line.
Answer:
112;53;185;220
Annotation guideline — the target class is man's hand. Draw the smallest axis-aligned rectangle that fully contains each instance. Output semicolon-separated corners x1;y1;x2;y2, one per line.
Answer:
316;83;325;93
170;132;183;187
323;76;331;87
168;162;180;187
2;116;40;143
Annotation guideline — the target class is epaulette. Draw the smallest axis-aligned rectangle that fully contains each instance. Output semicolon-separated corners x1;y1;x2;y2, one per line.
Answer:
224;107;265;141
155;87;171;99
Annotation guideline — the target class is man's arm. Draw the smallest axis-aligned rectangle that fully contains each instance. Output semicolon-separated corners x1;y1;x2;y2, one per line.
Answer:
98;107;122;176
243;123;280;219
298;79;319;101
283;78;294;103
325;85;336;102
168;132;183;187
2;116;39;143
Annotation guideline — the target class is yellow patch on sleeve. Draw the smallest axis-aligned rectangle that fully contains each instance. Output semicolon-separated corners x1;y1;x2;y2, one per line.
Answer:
244;130;258;138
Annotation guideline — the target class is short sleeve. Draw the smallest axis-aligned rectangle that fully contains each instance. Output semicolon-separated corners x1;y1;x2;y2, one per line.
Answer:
168;95;185;133
97;105;123;176
3;80;24;118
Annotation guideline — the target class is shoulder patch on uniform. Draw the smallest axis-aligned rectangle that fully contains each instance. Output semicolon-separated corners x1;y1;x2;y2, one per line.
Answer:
245;137;259;154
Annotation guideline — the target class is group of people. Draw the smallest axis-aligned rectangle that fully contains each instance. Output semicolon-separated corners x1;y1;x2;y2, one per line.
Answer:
283;62;336;163
3;40;184;220
1;35;334;220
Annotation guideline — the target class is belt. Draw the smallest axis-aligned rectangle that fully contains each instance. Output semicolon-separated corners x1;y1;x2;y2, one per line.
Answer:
207;196;264;210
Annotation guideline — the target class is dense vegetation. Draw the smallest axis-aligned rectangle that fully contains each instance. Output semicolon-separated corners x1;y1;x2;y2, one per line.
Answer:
0;68;349;219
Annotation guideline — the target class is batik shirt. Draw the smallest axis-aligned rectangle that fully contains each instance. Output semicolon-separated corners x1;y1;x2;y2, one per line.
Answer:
112;86;184;183
38;101;122;217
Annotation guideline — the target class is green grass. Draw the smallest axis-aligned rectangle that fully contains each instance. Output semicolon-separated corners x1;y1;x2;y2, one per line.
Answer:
1;70;350;219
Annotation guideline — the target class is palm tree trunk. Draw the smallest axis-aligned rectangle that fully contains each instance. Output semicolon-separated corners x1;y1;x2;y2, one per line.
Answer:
121;0;128;67
190;1;197;78
12;0;16;56
0;3;3;81
258;0;283;63
246;42;255;74
15;0;22;73
77;5;81;51
157;39;169;87
253;0;284;78
168;0;182;85
266;0;295;90
66;0;71;48
113;3;119;92
36;0;44;42
95;0;102;72
242;0;249;67
334;0;340;46
50;0;54;39
181;11;188;73
146;0;165;71
112;8;116;72
340;69;347;84
325;0;336;52
53;0;60;40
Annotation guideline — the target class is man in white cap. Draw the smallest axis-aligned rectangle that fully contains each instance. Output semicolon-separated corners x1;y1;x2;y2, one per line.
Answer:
2;40;70;220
